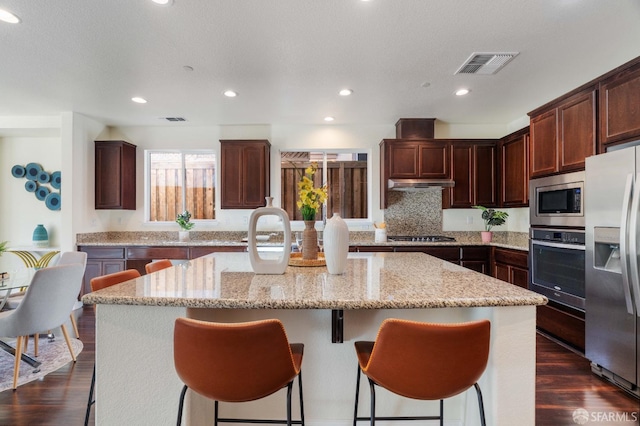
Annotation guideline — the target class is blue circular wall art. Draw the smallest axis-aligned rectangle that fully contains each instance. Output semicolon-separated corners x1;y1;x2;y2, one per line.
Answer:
36;185;50;201
50;171;61;189
12;163;61;210
37;171;50;183
25;163;42;181
11;165;26;178
45;192;61;211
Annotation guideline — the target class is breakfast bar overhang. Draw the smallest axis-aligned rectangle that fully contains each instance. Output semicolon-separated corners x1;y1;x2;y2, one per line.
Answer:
82;252;546;426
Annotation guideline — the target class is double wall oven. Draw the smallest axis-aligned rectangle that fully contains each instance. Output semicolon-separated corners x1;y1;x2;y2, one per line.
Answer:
529;171;586;311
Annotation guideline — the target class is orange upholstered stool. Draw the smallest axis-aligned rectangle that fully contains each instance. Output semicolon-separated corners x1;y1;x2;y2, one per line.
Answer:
174;317;305;426
145;259;173;274
353;318;491;426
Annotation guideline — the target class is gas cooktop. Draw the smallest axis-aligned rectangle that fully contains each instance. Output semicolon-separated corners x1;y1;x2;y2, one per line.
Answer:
387;235;456;243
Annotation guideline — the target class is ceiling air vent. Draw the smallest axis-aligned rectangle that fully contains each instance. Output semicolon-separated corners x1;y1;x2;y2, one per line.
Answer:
162;117;187;122
454;52;519;75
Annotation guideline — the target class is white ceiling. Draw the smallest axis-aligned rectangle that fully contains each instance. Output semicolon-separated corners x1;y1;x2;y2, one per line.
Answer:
1;0;639;128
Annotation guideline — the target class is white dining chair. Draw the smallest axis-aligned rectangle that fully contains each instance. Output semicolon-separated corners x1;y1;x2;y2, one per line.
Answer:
0;263;85;390
5;251;87;342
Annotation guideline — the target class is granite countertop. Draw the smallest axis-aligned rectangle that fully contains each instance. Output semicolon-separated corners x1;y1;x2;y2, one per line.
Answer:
76;231;529;251
82;251;546;309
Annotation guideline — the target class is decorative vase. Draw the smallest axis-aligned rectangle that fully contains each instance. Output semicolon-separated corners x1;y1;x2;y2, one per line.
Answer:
324;213;349;274
248;197;291;274
178;230;190;242
302;220;318;260
32;224;49;247
481;231;493;243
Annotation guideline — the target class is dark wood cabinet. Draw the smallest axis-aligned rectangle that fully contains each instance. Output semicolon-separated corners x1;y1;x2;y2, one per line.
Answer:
499;127;529;207
220;140;270;209
537;301;585;352
558;89;596;172
394;245;490;274
529;88;596;178
530;88;597;178
492;247;528;288
445;141;497;208
380;139;450;208
78;247;126;295
95;141;136;210
599;60;640;149
460;246;490;274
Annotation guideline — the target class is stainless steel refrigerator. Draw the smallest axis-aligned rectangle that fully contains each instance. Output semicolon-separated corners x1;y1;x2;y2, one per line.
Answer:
585;146;640;398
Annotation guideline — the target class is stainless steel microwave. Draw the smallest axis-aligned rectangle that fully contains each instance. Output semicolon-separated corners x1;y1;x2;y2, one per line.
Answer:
529;170;585;227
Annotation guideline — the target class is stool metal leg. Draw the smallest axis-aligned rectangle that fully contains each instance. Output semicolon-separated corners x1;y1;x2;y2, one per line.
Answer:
368;378;376;426
474;383;487;426
353;366;361;426
286;381;293;426
84;364;96;426
298;371;305;426
214;400;219;426
176;385;188;426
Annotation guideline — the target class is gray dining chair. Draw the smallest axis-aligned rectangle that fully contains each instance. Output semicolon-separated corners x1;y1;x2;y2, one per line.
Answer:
0;263;85;390
5;251;88;342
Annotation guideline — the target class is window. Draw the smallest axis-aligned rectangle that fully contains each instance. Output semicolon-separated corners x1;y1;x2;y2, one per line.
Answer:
280;151;369;221
145;150;216;222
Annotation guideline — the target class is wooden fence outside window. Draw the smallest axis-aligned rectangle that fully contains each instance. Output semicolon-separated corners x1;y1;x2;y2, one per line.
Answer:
280;161;367;221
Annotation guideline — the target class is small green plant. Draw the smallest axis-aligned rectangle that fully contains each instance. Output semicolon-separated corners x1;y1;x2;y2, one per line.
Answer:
473;206;508;231
176;211;195;231
0;240;7;256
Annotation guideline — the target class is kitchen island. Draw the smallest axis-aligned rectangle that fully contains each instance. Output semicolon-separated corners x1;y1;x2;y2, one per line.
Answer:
82;251;546;426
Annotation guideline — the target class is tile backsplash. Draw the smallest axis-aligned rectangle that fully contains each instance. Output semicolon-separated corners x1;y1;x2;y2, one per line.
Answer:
384;190;443;235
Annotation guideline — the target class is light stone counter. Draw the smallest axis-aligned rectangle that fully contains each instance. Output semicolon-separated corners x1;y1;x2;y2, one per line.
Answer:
85;252;543;426
82;252;543;309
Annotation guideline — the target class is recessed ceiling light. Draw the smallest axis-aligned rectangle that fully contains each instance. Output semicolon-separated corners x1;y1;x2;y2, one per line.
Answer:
223;90;238;98
183;65;194;72
0;9;21;24
151;0;174;6
131;97;148;104
324;116;335;122
455;88;470;96
421;82;431;88
339;89;353;96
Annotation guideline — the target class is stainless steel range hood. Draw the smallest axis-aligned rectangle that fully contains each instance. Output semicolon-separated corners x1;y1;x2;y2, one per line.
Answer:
388;178;455;190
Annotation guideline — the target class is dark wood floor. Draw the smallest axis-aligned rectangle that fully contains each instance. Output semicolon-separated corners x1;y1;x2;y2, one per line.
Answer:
0;307;638;425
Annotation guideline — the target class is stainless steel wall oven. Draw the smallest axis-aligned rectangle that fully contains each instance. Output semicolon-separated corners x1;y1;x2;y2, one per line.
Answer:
529;228;586;311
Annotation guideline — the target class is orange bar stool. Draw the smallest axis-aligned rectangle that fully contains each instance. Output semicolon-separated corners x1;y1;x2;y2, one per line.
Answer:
145;259;173;274
84;269;141;426
173;317;305;426
353;318;491;426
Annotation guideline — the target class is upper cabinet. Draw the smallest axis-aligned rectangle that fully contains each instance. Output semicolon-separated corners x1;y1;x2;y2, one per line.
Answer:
444;140;497;208
380;139;450;208
220;139;270;209
599;61;640;149
95;140;136;210
529;87;596;178
499;127;529;207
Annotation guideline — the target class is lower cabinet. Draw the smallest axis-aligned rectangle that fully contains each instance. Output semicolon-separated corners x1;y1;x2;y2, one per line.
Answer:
79;247;126;295
492;247;528;288
536;302;585;352
359;245;492;274
79;245;249;291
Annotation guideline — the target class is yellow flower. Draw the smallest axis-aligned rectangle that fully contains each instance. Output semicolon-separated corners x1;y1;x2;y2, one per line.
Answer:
296;162;327;220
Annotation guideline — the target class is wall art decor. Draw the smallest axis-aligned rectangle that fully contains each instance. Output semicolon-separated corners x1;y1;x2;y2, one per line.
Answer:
11;163;61;210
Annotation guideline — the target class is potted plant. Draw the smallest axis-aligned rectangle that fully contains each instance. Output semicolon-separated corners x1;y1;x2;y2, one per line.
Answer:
473;206;508;242
176;211;194;242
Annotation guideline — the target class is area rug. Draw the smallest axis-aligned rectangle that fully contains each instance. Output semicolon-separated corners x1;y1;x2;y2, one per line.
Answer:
0;336;83;392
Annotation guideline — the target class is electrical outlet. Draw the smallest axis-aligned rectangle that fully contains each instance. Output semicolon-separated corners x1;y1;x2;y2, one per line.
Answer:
466;216;473;225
